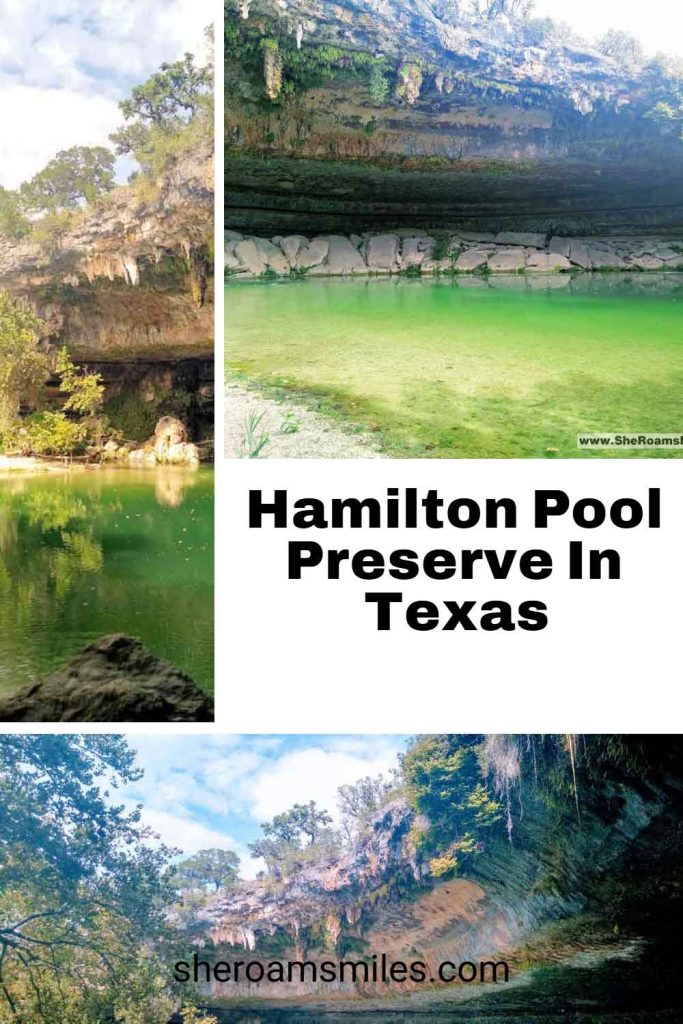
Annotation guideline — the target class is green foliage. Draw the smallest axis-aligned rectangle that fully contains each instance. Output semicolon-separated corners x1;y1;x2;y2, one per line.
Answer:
0;292;47;433
103;387;193;443
264;801;333;845
437;0;534;22
174;849;240;936
368;60;390;105
2;347;109;457
55;347;104;416
248;801;341;878
20;146;115;213
0;736;177;1022
118;52;212;127
473;0;534;20
181;1007;218;1024
0;186;29;238
401;736;503;869
18;410;88;456
338;774;395;841
430;232;451;261
177;848;240;893
29;209;75;254
597;29;644;67
111;51;213;179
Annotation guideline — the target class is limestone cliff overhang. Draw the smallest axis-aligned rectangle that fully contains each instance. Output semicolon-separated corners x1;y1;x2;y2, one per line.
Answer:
206;801;423;948
0;144;214;291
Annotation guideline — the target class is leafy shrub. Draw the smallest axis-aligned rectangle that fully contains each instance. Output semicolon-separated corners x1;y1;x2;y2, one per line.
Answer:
18;411;88;455
369;61;390;104
0;186;30;238
103;388;193;442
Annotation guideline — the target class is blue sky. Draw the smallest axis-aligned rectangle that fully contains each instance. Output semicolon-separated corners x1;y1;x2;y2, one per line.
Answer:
0;0;215;187
121;735;409;876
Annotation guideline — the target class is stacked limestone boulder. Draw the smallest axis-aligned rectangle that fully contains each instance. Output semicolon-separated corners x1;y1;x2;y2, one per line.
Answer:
226;229;683;279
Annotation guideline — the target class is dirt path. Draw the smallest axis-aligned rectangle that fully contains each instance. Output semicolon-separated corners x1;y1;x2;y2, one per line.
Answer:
224;384;383;459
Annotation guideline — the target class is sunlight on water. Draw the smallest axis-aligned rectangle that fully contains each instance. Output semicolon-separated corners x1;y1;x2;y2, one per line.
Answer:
227;275;683;459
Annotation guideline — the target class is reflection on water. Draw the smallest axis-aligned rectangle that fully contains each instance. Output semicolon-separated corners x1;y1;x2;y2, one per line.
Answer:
201;947;678;1022
0;467;213;694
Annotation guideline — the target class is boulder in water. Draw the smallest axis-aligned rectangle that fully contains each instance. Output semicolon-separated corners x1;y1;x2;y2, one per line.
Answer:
0;634;214;722
128;416;200;466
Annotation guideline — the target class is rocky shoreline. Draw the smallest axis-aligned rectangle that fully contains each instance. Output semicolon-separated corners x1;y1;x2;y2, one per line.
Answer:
0;634;214;722
225;383;382;459
225;230;683;279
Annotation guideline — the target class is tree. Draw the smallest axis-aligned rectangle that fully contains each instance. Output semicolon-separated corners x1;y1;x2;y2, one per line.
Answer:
248;802;337;879
176;848;240;894
263;801;333;846
174;849;240;936
469;0;534;21
0;292;48;434
20;146;116;213
337;775;394;842
110;51;213;178
0;187;29;238
55;346;104;416
247;835;290;879
114;53;212;139
596;29;644;68
368;60;390;105
0;735;177;1021
400;735;503;874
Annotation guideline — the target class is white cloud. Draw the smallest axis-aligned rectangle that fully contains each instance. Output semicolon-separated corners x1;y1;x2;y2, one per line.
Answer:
534;0;683;57
0;86;121;188
135;806;243;860
123;736;406;878
245;743;402;825
0;0;215;187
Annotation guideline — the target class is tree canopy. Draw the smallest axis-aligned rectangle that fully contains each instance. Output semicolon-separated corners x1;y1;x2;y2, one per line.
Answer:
0;187;29;239
0;735;177;1022
0;292;48;433
248;801;340;879
337;775;394;841
597;29;644;67
20;146;116;213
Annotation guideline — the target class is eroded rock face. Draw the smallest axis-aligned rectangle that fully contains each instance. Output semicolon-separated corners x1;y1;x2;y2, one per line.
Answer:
207;801;421;951
226;2;683;235
204;760;681;1004
0;145;214;360
0;634;213;722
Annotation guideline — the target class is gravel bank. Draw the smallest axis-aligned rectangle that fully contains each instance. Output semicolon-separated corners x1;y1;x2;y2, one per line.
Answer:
225;384;383;459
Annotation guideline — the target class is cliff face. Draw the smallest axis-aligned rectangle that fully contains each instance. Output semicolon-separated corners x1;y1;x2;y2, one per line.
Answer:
0;144;214;360
226;1;683;234
204;774;680;1003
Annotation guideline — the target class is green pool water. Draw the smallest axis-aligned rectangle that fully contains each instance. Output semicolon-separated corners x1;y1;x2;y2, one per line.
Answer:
0;467;213;694
226;274;683;458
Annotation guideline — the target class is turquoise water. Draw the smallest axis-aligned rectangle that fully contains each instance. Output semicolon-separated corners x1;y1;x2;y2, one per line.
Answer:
0;467;213;693
227;275;683;458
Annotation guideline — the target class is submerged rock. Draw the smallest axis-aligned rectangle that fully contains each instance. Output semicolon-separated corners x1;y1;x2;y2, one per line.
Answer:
0;634;214;722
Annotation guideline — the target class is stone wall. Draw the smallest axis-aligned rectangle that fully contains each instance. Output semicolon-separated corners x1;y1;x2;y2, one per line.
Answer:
226;230;683;278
